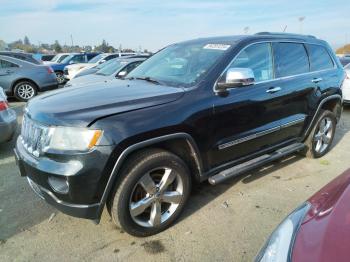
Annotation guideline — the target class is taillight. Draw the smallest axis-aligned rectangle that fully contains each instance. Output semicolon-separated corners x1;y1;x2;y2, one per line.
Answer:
46;66;54;74
0;101;9;111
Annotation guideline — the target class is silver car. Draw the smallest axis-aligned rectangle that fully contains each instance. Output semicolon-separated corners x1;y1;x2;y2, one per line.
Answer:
0;87;17;143
0;55;58;101
65;57;146;88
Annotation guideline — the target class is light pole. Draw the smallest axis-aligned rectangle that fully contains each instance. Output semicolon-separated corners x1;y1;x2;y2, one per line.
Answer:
298;17;305;34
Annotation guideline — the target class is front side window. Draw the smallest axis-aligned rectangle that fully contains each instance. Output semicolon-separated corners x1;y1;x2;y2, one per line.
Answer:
228;43;273;82
0;59;18;68
273;43;309;78
306;44;334;71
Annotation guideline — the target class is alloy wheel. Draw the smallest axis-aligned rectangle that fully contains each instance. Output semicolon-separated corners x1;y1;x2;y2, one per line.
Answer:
314;116;334;154
17;84;35;100
56;72;65;84
129;167;184;228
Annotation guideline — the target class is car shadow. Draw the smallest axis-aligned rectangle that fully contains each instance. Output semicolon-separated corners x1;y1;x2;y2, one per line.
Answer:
179;107;350;224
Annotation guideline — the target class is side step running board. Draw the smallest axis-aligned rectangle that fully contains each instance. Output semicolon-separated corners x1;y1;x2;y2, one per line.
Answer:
208;143;305;185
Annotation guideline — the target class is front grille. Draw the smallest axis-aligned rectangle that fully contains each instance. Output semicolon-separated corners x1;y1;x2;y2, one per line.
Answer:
21;114;47;157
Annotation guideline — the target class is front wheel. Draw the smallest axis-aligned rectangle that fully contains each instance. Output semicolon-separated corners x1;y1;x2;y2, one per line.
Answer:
55;71;65;85
304;109;337;158
110;149;191;237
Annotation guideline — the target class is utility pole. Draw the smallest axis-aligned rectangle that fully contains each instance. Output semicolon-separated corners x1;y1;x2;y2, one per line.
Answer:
70;34;74;47
298;17;305;34
282;25;287;32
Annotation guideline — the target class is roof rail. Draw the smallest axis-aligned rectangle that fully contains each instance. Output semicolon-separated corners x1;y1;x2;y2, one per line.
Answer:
255;32;316;39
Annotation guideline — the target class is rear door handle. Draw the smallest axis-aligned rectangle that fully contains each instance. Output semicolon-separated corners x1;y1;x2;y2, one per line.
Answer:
266;87;282;93
312;78;323;83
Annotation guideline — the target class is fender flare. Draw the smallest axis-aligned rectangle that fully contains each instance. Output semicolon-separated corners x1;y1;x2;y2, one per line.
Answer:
302;94;342;140
96;132;203;218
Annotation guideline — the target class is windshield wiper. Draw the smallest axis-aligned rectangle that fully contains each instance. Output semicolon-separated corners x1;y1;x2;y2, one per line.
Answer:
129;76;162;85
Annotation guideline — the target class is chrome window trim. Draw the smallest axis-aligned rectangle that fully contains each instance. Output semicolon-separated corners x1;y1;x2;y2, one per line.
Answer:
218;117;306;150
213;40;338;93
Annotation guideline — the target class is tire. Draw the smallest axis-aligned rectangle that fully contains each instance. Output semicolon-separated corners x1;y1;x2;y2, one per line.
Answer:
14;81;38;102
303;109;337;158
55;71;65;85
110;148;191;237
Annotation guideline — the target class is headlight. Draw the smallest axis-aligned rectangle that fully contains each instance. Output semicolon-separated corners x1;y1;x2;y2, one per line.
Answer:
255;202;311;262
44;127;102;152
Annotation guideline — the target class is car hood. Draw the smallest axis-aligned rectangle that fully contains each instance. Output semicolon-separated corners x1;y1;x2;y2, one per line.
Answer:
292;169;350;261
26;79;185;127
67;74;112;87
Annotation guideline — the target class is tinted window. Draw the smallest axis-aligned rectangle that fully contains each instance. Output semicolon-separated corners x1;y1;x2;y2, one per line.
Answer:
229;43;273;82
0;59;19;68
87;54;98;60
125;61;142;73
71;55;85;63
273;43;309;77
307;44;334;71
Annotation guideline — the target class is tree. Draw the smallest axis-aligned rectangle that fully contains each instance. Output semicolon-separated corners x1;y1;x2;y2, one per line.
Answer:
53;40;62;53
24;36;30;46
336;44;350;54
95;39;113;53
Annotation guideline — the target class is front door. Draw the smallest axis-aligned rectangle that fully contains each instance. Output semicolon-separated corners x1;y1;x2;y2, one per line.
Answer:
0;59;19;93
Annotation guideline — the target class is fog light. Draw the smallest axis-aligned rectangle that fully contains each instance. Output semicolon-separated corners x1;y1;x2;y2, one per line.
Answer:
48;176;69;194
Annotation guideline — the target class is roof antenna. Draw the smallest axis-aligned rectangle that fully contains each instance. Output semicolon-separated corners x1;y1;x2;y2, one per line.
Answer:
282;25;287;32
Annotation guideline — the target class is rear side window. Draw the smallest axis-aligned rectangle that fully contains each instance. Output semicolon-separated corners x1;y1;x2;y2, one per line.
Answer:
229;43;274;82
273;43;309;78
306;44;334;71
0;59;19;68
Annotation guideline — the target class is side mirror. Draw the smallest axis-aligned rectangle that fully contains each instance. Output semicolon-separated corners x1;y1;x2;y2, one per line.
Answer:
99;59;106;64
216;68;255;92
117;71;127;78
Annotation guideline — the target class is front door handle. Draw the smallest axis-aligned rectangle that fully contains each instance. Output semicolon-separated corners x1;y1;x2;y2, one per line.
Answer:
266;87;282;93
312;78;323;83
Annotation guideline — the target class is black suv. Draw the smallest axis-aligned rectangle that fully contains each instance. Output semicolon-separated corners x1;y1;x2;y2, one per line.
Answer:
14;33;345;236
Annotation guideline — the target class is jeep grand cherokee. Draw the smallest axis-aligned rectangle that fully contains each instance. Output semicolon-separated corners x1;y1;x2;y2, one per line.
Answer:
14;33;345;236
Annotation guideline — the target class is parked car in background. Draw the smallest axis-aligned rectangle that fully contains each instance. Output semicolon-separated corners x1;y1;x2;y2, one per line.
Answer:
0;87;17;143
44;53;70;65
40;54;55;62
256;168;350;262
338;56;350;67
64;53;120;80
343;63;350;104
15;33;344;237
50;53;99;84
0;55;58;101
0;51;42;65
65;57;146;88
73;54;150;78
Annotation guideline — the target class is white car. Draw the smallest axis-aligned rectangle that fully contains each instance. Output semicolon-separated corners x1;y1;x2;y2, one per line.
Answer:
43;53;70;65
343;63;350;104
63;53;124;80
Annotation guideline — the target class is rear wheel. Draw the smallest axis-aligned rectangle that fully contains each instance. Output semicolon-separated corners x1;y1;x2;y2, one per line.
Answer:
14;81;37;102
110;149;191;237
304;109;336;158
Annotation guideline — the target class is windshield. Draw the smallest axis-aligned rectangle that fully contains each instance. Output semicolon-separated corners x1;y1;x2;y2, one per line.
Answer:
345;63;350;69
95;60;127;76
88;54;104;63
51;54;68;63
127;42;230;87
61;54;75;64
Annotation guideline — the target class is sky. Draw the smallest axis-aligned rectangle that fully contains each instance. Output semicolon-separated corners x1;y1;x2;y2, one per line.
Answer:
0;0;349;51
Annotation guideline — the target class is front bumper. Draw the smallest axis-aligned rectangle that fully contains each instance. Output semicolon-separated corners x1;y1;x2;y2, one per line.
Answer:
14;137;114;219
0;108;17;143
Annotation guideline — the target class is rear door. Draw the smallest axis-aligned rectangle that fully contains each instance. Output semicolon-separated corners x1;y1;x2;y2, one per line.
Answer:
0;59;19;92
270;42;315;141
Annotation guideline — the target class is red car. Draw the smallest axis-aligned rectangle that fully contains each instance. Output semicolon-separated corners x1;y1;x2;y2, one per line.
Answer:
256;169;350;262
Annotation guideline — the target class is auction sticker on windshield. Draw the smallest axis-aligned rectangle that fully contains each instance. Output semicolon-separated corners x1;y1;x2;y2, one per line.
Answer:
203;44;231;51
